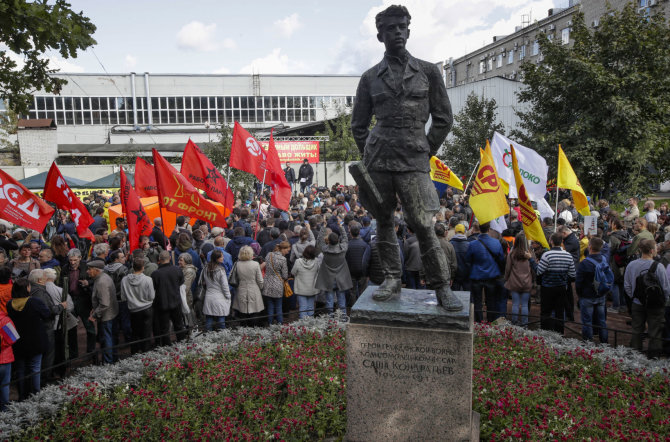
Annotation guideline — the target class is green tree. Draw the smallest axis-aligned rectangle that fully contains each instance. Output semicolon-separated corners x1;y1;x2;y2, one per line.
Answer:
442;92;504;177
0;0;96;114
321;104;361;167
0;100;18;150
205;124;257;199
513;5;670;199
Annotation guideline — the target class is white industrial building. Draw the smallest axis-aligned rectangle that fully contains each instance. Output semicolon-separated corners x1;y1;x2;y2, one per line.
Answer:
17;72;359;165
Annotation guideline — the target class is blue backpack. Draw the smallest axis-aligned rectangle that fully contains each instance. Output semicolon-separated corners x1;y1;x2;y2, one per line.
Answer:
586;256;614;295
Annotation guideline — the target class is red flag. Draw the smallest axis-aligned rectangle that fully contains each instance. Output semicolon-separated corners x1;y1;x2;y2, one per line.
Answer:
152;149;227;227
266;131;291;211
42;162;94;239
0;169;54;232
134;157;158;198
180;139;235;210
230;121;270;183
120;167;152;252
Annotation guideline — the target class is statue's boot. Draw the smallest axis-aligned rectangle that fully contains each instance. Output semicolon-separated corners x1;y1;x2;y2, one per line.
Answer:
372;240;402;301
435;285;464;312
373;277;401;301
420;246;463;311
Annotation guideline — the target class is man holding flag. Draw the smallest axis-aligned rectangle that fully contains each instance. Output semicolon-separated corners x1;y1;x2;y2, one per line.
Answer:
466;146;509;322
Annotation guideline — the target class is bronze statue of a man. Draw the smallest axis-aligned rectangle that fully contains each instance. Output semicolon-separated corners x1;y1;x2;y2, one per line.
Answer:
350;4;462;311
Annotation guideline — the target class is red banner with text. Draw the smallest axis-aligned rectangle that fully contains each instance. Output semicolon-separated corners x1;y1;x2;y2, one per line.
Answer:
259;140;319;163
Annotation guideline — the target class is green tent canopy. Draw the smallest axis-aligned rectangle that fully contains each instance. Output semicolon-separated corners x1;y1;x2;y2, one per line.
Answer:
82;171;134;188
18;171;87;190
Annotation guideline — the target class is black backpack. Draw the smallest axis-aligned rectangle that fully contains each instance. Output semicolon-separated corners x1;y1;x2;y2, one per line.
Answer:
633;261;666;309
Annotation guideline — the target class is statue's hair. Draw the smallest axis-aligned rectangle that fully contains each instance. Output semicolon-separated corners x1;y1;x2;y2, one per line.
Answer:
375;5;411;32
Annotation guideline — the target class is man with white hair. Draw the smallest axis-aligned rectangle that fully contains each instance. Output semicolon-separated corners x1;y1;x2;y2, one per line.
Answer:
93;243;110;262
28;269;65;383
644;200;659;224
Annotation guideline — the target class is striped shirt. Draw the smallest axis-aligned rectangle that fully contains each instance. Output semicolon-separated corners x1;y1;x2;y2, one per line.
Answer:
537;247;576;287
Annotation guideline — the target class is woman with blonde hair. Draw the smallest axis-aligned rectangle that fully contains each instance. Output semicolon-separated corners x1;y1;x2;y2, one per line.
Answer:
232;245;264;326
264;241;290;325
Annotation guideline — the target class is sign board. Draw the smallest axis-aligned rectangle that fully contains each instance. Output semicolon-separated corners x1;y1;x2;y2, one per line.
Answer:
583;215;597;236
259;140;320;163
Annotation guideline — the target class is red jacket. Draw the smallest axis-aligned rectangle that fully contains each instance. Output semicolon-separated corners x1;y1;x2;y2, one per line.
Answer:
0;312;17;364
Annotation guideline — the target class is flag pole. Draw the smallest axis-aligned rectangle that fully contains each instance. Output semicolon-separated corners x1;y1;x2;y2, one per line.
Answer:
254;168;267;240
464;160;481;196
554;145;560;232
150;153;169;251
554;185;559;232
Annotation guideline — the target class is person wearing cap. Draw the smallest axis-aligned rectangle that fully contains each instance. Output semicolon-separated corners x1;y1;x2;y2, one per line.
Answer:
450;223;470;291
86;259;119;364
298;159;314;194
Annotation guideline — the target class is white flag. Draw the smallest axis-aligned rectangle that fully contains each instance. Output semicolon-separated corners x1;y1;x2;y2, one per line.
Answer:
535;197;555;221
491;132;548;200
490;215;508;234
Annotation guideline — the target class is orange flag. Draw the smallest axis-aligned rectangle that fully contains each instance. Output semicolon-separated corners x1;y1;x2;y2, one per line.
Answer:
152;149;227;227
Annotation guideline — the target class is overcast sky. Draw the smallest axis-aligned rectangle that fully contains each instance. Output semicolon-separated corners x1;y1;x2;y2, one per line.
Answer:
36;0;565;75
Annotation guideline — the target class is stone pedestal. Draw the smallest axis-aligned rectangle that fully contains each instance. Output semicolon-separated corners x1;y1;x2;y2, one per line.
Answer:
346;287;478;441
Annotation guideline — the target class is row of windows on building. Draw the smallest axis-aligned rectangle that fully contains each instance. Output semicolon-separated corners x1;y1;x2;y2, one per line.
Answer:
25;95;355;126
477;28;570;74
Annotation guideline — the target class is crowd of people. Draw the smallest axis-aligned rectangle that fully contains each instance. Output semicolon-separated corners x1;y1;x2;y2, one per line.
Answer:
0;182;668;410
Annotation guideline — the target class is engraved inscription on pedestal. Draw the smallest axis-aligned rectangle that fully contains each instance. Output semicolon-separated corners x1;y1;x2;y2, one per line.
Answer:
358;341;459;381
346;288;476;441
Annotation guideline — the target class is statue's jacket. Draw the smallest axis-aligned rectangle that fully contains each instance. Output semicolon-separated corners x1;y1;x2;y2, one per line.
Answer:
351;52;453;174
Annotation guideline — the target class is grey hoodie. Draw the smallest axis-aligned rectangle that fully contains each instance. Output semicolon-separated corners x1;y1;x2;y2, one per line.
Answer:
291;256;321;296
120;272;156;312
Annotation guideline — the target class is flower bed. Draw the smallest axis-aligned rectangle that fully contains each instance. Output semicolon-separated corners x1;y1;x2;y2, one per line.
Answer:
5;321;670;440
474;324;670;440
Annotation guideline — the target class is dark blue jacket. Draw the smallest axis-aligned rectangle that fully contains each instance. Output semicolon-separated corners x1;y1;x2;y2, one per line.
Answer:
576;253;611;298
346;237;371;278
450;235;470;281
465;234;504;280
225;236;255;262
174;247;202;271
206;247;233;276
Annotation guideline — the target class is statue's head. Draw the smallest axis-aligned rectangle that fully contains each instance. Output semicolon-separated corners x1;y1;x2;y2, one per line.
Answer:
375;5;411;53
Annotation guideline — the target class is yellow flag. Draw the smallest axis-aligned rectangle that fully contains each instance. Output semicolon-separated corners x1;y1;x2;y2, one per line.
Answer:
510;146;550;249
429;156;463;191
557;145;591;216
470;147;509;224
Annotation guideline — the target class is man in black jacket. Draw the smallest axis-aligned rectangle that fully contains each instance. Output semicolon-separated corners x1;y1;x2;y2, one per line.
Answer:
150;218;167;249
284;162;296;194
298;159;314;194
559;225;580;320
151;250;186;346
346;222;371;305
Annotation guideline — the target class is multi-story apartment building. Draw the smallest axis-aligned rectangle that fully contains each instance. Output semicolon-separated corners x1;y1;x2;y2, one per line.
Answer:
445;0;669;89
